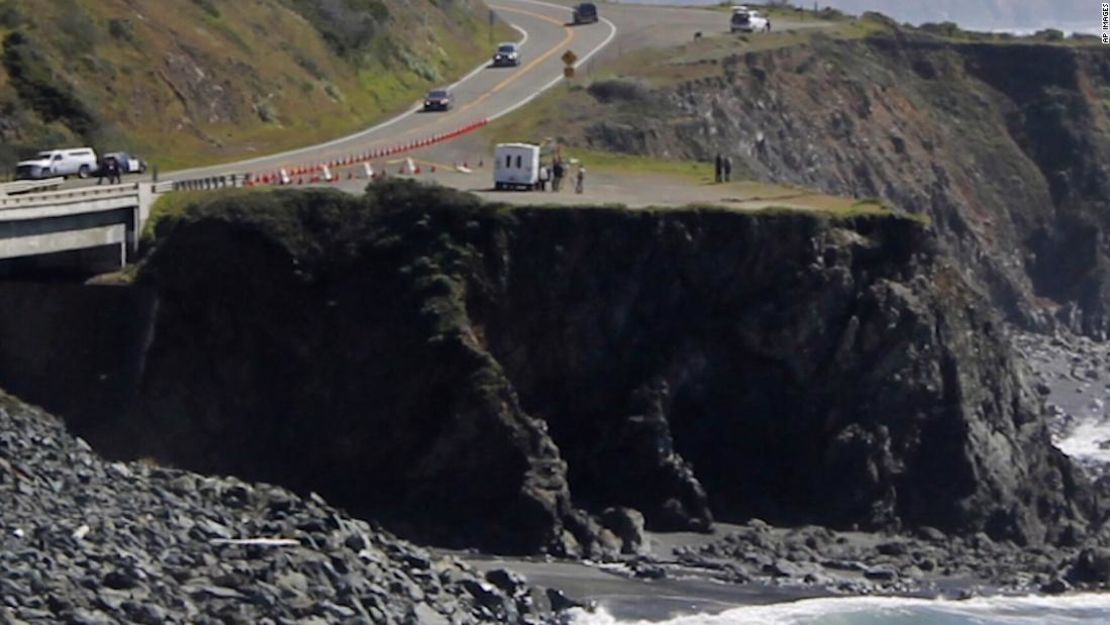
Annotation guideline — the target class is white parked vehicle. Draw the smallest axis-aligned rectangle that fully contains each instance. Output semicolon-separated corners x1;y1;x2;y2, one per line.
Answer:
731;8;771;33
15;147;98;180
493;143;541;191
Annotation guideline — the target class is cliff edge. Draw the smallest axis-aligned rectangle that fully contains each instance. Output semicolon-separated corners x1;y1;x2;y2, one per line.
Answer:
101;183;1099;553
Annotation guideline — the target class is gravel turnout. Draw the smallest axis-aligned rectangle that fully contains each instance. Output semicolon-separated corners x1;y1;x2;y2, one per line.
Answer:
0;390;564;625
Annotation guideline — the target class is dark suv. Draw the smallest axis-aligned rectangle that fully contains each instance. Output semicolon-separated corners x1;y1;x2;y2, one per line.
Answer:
572;2;599;25
423;89;454;112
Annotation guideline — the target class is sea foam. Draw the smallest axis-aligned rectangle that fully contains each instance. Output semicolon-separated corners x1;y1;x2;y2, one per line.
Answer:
568;593;1110;625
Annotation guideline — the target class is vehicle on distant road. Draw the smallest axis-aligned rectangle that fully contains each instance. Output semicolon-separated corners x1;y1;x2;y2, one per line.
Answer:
423;89;454;112
494;143;541;191
492;42;521;67
15;147;98;180
731;7;771;33
572;2;599;25
104;151;148;175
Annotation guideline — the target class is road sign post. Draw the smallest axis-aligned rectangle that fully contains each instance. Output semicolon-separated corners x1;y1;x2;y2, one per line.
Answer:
562;50;578;79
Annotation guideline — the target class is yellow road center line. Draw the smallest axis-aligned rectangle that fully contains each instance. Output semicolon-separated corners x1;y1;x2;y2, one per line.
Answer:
261;4;575;171
456;5;576;114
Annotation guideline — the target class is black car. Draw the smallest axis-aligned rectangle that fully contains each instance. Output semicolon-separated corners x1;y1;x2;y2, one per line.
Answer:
572;2;599;25
423;89;454;112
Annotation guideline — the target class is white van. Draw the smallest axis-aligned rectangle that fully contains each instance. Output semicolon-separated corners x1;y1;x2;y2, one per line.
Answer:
494;143;541;191
15;147;98;180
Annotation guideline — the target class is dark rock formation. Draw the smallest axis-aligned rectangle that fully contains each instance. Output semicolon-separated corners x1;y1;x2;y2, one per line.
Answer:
97;183;1096;551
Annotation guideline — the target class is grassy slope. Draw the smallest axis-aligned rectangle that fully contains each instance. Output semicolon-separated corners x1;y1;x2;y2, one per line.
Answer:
480;4;1100;217
0;0;512;171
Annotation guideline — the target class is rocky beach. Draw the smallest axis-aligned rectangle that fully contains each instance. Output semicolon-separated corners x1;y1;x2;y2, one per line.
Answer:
0;389;583;624
1;1;1109;623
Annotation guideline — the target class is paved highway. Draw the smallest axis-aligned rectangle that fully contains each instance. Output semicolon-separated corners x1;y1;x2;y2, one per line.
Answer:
55;1;826;188
163;0;618;183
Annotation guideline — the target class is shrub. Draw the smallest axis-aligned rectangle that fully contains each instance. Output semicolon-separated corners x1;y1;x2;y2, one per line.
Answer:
0;4;24;29
587;78;652;104
1;31;100;138
920;21;962;38
56;4;98;49
107;18;136;45
1035;29;1065;42
285;0;390;61
290;48;326;80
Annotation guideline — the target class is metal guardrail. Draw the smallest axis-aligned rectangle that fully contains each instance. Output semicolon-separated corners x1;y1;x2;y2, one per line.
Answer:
0;178;65;196
158;174;247;193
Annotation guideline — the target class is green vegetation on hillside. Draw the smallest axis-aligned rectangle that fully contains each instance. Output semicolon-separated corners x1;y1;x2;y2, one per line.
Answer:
0;0;511;172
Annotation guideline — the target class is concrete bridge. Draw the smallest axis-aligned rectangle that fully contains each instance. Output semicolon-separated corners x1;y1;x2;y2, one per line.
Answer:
0;183;157;273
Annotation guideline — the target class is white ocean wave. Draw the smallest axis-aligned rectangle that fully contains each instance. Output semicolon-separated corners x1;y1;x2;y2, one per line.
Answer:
568;593;1110;625
1055;417;1110;466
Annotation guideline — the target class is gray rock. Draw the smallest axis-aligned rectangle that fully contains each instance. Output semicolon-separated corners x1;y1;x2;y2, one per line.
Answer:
600;507;646;555
1068;548;1110;585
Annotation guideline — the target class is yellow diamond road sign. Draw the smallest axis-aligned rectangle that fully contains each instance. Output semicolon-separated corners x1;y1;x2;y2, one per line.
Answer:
561;50;578;66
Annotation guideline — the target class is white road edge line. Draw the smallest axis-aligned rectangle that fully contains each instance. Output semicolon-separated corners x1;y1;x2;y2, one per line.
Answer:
487;0;618;123
168;11;530;179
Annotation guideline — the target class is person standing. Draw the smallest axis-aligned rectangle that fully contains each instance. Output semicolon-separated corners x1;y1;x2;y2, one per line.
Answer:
723;156;733;182
553;159;564;192
714;153;723;183
538;164;549;191
96;156;107;186
575;166;586;194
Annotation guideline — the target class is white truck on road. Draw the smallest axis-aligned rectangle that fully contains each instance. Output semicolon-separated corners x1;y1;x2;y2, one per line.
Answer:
731;7;771;33
15;147;98;180
494;143;541;191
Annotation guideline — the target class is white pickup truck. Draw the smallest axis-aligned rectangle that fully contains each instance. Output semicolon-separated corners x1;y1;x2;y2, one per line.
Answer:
731;7;771;33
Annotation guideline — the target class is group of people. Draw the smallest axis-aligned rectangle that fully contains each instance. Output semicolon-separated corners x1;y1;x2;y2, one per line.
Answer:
96;156;122;185
715;153;733;183
537;159;586;194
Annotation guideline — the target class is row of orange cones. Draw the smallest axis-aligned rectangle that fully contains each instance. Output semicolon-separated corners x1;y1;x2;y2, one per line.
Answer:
244;118;491;187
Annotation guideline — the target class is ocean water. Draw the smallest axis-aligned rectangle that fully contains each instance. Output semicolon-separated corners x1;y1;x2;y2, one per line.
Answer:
569;594;1110;625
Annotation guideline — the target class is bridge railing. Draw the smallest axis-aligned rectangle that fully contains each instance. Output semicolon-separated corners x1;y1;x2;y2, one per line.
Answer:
0;183;142;212
0;178;65;197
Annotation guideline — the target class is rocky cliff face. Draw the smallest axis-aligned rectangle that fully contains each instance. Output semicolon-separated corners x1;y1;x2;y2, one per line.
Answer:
584;33;1110;338
108;183;1098;552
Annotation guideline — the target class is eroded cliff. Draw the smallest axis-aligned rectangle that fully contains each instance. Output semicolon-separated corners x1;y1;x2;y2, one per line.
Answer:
102;183;1098;552
576;32;1110;337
